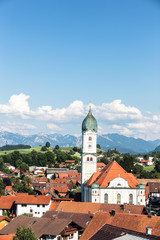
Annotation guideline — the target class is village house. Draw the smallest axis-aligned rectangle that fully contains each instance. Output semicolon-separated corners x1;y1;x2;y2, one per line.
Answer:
0;215;85;240
15;195;52;217
80;211;160;239
0;216;11;230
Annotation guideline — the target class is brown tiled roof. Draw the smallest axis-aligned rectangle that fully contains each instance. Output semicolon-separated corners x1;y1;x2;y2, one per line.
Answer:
86;161;138;188
80;212;160;240
90;224;159;240
42;211;93;229
137;179;160;186
15;195;51;205
56;201;144;215
147;182;160;193
0;196;15;210
0;215;80;238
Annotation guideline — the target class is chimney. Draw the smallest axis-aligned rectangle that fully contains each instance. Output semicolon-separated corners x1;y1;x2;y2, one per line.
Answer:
110;210;115;216
146;226;152;235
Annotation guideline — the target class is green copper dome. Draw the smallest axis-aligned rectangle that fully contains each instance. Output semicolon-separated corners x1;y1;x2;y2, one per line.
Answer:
91;183;99;189
137;183;145;189
82;108;97;132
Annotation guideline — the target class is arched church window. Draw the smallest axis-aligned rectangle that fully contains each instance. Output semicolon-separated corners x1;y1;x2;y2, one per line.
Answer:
90;157;93;161
104;193;108;203
87;157;89;161
117;194;121;204
129;194;133;204
89;136;92;141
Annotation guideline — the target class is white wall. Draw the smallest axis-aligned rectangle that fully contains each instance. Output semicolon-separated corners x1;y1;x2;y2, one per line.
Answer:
45;231;78;240
16;201;51;217
85;185;146;206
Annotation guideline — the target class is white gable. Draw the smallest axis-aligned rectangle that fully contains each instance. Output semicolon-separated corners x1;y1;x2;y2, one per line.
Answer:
108;177;130;188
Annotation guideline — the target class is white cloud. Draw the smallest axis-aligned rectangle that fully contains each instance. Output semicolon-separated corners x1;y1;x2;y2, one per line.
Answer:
47;123;63;133
0;93;30;118
93;99;142;120
0;121;36;135
112;124;133;136
1;93;160;140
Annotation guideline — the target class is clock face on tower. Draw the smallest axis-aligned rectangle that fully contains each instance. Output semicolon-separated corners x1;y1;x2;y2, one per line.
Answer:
88;144;92;149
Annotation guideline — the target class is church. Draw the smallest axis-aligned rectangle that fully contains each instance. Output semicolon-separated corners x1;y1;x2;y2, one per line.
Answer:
81;108;145;205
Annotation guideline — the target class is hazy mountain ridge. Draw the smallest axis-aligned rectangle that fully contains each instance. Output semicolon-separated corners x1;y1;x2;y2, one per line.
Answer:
0;131;159;154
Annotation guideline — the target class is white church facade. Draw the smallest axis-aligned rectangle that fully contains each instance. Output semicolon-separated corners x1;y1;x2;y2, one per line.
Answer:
81;108;145;205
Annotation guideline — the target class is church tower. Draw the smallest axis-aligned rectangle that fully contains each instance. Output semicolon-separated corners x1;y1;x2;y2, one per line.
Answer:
81;107;98;201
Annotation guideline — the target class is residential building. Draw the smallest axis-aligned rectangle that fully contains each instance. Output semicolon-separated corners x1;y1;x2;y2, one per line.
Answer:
15;195;52;217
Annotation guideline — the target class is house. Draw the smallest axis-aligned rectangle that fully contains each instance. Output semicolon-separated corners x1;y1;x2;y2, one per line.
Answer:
12;169;20;178
97;162;106;172
56;201;145;215
0;215;84;240
46;168;77;179
88;224;159;240
0;216;11;230
0;196;16;217
4;163;15;171
5;186;16;196
15;195;52;217
80;211;160;239
33;169;45;175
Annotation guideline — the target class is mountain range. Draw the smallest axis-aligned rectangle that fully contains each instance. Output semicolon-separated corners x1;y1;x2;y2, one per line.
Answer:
0;131;160;154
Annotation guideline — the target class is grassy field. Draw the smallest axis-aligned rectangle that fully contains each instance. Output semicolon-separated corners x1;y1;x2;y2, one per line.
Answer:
0;146;45;155
0;146;81;157
143;165;155;172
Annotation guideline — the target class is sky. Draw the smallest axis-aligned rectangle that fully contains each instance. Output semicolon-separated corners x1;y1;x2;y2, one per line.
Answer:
0;0;160;140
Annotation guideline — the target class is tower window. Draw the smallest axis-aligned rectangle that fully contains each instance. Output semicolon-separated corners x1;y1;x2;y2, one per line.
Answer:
89;136;92;141
90;157;93;161
87;157;89;161
88;145;92;148
117;194;121;204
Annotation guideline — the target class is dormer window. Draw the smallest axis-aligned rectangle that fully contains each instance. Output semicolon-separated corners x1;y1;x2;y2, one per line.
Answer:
89;136;92;141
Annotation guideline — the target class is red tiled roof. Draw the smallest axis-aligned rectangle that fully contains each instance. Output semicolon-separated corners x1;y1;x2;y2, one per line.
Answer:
49;202;60;211
86;161;138;188
0;196;15;209
0;235;15;240
56;201;144;215
15;195;51;205
54;186;68;193
5;186;12;191
80;212;160;239
97;162;106;168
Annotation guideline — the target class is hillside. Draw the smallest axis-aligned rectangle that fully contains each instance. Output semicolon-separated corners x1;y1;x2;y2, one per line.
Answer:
0;131;160;154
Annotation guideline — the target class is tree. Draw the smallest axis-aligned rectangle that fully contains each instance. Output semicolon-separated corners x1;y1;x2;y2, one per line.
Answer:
155;160;160;173
119;154;135;173
45;142;50;148
13;226;37;240
0;179;5;196
41;146;47;152
55;145;59;150
97;144;101;149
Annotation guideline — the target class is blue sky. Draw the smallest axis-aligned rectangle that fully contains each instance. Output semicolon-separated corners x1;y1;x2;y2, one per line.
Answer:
0;0;160;140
